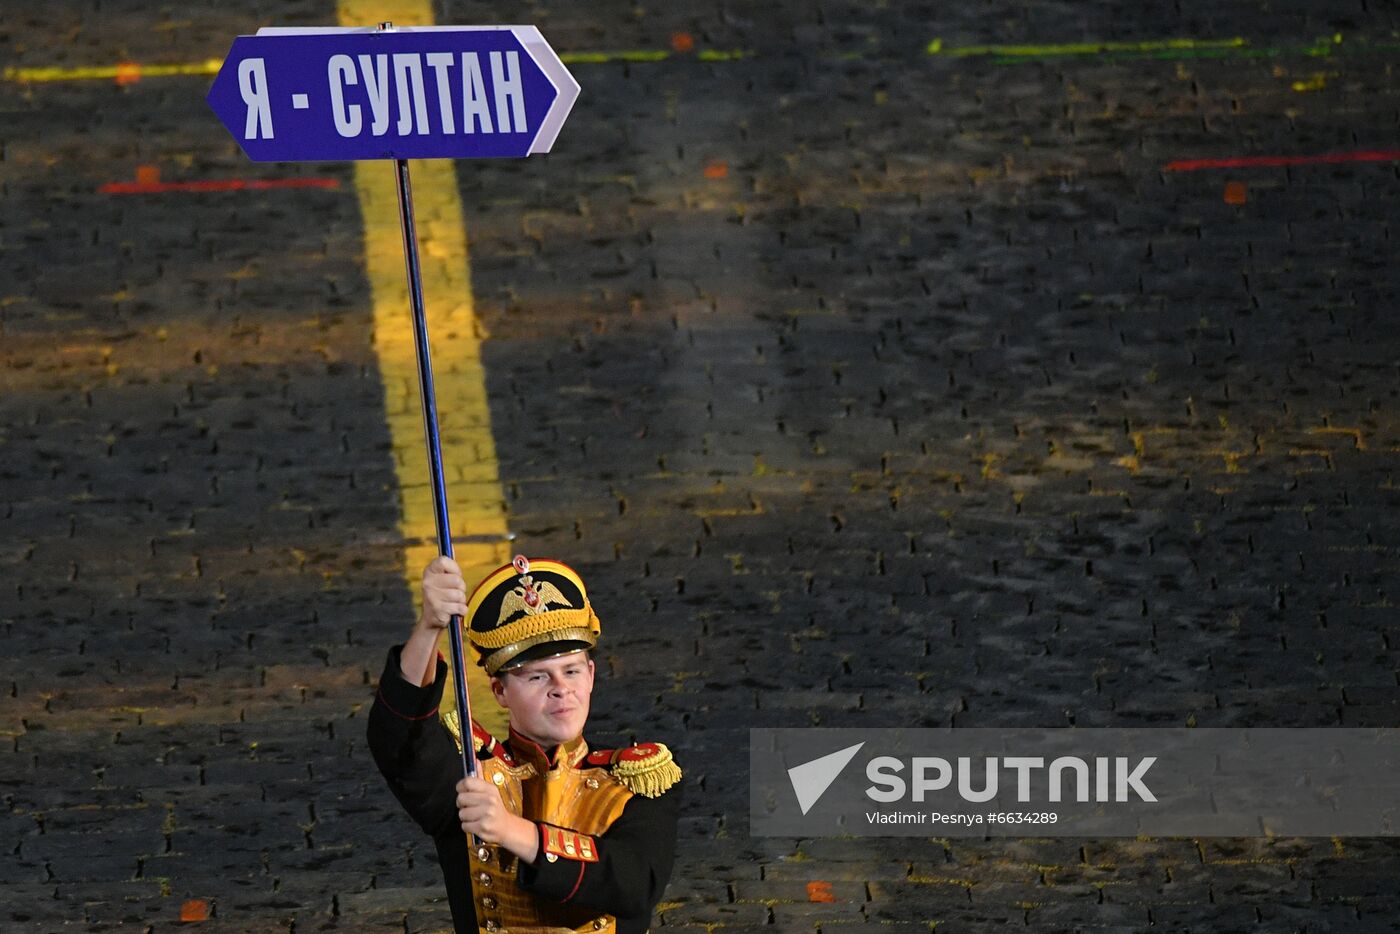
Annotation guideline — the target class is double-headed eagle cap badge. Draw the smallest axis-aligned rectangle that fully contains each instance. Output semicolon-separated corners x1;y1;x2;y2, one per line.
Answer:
465;555;601;674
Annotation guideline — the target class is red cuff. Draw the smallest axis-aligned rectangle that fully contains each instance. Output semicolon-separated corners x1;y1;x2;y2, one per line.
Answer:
536;822;592;902
540;822;599;863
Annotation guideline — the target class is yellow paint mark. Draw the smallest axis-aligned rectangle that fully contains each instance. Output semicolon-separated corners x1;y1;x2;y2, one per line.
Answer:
906;873;978;886
3;58;221;82
1308;425;1366;449
4;48;751;84
338;0;510;737
693;505;765;517
1291;71;1329;91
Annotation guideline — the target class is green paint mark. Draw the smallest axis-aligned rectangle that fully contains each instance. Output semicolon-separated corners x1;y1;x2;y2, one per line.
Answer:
697;49;755;61
558;48;751;65
928;32;1363;65
927;37;1248;58
559;49;670;64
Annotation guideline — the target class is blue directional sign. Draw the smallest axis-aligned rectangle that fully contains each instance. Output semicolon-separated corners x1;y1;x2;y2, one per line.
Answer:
207;25;580;161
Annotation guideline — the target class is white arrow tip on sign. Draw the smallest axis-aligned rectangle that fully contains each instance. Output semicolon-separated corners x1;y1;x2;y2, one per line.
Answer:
513;26;580;155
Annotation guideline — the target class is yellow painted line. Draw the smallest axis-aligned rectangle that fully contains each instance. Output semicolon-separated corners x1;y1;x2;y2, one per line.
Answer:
5;49;752;83
338;0;510;736
3;59;221;82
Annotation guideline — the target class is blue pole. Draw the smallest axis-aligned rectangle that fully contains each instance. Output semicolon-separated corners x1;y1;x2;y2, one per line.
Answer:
393;152;477;783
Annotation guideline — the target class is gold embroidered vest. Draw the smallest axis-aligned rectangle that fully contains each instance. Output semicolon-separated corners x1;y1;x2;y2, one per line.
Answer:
447;716;633;934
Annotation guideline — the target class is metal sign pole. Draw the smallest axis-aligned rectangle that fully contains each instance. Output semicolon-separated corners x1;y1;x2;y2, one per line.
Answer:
389;99;477;783
207;5;580;807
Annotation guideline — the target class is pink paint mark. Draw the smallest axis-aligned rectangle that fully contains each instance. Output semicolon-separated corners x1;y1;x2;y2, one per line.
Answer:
100;176;341;194
1165;149;1400;172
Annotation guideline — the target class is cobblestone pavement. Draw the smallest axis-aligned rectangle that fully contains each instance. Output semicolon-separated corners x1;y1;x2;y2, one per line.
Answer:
4;0;1400;931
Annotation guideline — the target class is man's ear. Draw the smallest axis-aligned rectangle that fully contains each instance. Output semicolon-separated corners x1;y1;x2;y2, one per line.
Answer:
490;675;508;708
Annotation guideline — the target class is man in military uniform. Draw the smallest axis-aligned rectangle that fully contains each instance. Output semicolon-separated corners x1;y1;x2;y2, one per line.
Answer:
368;554;682;934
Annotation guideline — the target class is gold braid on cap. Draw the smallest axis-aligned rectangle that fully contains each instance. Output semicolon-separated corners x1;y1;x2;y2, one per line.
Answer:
472;604;601;650
479;626;599;675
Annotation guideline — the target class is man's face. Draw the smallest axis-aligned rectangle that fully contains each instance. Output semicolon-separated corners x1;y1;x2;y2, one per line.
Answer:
490;651;595;748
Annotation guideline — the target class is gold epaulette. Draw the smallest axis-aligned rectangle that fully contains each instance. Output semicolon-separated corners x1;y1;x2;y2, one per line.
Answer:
441;708;470;754
441;710;518;766
585;742;681;798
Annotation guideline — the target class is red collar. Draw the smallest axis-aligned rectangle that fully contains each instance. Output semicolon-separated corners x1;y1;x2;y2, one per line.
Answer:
507;726;588;770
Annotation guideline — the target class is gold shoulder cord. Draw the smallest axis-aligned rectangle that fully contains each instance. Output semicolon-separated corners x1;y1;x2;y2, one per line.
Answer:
446;711;680;796
442;711;536;780
441;708;476;754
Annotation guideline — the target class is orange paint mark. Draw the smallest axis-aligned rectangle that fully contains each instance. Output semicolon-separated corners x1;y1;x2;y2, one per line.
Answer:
135;164;161;186
671;32;695;53
114;61;141;86
179;899;209;922
1223;180;1247;205
703;160;728;179
806;880;837;903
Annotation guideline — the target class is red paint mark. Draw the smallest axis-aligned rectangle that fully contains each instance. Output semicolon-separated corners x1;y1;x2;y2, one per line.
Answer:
115;61;141;86
671;32;695;53
1166;149;1400;172
179;899;209;922
806;881;837;903
100;169;340;195
703;160;728;179
1223;180;1248;205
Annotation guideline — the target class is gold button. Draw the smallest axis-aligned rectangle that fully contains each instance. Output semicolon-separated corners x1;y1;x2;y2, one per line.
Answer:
478;872;491;886
476;846;492;862
565;843;575;854
546;853;558;863
585;777;600;789
484;921;498;932
492;772;505;786
481;895;497;910
594;921;606;930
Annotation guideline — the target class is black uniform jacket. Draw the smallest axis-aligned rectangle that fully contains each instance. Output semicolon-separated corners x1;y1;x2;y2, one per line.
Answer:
367;647;681;934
